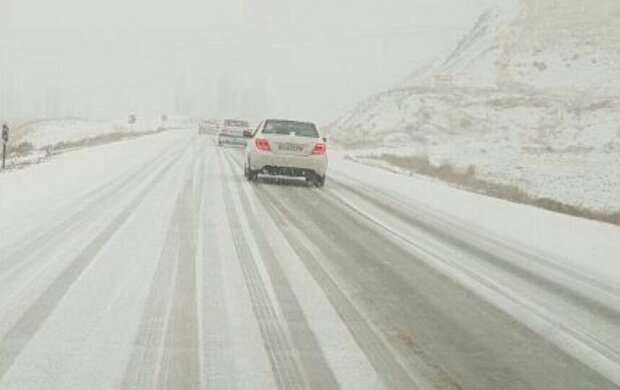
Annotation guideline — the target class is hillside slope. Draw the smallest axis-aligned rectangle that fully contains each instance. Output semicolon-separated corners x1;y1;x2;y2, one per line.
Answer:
329;0;620;215
402;0;620;94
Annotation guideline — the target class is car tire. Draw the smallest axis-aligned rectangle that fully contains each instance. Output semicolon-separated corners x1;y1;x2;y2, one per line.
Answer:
313;174;325;188
245;161;258;182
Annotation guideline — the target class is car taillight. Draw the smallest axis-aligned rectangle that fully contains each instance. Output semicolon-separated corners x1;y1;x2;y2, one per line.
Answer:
255;137;271;151
312;142;326;155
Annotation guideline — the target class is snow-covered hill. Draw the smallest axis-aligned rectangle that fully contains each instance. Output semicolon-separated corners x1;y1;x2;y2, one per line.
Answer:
329;0;620;215
505;0;620;95
403;0;620;94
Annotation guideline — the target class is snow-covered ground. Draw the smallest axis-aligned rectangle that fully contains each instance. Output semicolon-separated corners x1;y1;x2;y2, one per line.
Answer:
1;131;619;388
402;0;620;95
331;89;620;214
1;116;195;170
12;118;125;149
329;154;620;385
330;153;620;287
329;0;620;216
11;115;196;149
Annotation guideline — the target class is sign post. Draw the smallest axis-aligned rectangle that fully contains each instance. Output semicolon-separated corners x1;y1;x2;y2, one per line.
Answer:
128;115;137;132
2;124;9;170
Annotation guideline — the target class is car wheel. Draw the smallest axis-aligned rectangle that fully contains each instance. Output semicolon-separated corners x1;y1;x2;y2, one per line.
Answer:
312;174;325;188
245;161;257;182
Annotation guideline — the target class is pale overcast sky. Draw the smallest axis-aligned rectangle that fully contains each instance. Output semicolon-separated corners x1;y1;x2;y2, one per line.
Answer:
0;0;497;123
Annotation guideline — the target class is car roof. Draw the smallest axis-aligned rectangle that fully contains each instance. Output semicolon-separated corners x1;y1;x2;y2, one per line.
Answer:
263;119;316;126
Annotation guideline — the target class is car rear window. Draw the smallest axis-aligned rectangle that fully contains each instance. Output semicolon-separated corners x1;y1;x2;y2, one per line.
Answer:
263;120;319;138
225;120;249;127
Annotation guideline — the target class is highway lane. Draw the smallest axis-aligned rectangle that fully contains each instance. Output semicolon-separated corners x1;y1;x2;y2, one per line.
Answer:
0;131;617;389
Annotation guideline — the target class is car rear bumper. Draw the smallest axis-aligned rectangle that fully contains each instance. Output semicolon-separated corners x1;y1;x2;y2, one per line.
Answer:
250;153;328;176
218;134;247;145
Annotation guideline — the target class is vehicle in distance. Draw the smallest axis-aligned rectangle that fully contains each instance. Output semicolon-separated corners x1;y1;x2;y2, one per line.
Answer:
244;119;328;187
218;119;250;146
199;119;219;135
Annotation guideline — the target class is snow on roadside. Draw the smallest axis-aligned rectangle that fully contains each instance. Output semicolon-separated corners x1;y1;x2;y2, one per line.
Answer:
330;154;620;286
14;118;126;149
2;116;194;171
11;116;183;149
0;129;194;248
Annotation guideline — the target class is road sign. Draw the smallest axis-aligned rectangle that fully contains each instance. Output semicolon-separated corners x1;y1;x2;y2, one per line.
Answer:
2;124;8;143
2;124;8;169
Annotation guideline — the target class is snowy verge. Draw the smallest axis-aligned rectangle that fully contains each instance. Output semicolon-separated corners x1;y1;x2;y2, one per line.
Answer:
2;117;187;171
0;129;195;245
345;151;620;226
330;152;620;385
330;153;620;286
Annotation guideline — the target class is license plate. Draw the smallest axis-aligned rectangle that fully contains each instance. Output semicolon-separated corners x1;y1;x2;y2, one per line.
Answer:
278;143;303;152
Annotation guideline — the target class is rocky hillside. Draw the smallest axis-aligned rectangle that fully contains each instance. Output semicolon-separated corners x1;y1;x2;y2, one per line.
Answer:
329;0;620;214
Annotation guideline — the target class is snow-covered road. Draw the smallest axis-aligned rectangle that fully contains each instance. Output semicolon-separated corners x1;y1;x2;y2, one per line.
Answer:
0;129;619;389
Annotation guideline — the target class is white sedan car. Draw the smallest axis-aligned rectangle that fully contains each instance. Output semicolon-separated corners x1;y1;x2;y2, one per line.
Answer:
218;119;250;146
243;119;328;187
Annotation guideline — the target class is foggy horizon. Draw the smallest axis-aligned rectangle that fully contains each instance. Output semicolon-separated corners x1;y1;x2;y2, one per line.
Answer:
1;0;494;124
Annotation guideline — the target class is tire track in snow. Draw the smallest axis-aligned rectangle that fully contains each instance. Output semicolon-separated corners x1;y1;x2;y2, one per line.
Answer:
0;144;190;343
221;149;427;389
326;177;620;386
329;178;620;322
272;183;618;389
197;144;236;390
0;150;185;380
122;150;200;390
251;185;425;390
218;151;307;390
221;153;340;390
156;179;200;389
224;147;618;389
0;143;187;279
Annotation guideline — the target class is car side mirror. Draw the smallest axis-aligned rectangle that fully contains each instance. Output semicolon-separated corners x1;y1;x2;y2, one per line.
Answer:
243;130;253;138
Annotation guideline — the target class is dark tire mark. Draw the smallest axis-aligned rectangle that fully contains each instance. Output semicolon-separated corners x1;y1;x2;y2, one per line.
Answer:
221;153;340;390
123;157;200;390
252;185;425;390
0;142;190;279
198;147;236;390
220;148;618;389
329;178;620;323
157;180;200;390
262;182;616;390
219;151;307;390
0;151;184;380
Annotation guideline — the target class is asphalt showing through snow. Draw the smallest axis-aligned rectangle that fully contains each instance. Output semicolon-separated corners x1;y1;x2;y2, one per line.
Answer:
0;131;618;389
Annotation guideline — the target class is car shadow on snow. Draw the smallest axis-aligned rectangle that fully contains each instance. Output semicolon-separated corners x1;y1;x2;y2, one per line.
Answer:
253;175;317;188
